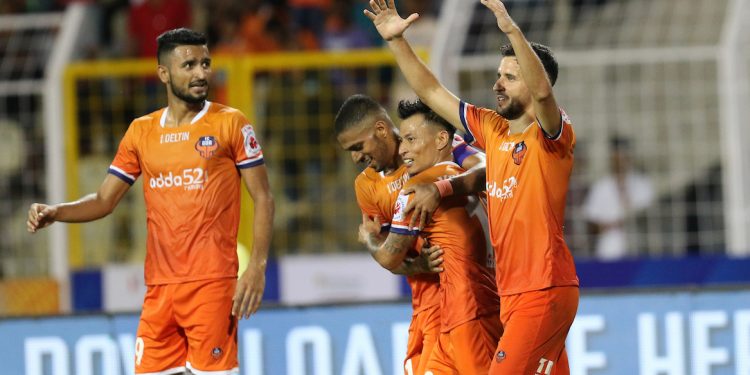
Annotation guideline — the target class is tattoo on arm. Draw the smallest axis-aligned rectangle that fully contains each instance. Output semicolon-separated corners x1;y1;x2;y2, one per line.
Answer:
383;234;415;255
364;232;386;253
370;233;417;270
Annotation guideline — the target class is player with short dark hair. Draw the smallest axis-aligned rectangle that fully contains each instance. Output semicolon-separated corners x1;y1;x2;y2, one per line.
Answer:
27;28;274;375
335;94;487;374
361;99;502;374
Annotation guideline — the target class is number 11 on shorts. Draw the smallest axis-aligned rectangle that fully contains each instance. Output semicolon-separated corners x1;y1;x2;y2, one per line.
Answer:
536;358;553;375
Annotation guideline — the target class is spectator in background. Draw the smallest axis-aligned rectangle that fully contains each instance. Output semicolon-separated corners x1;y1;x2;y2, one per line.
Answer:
322;0;372;50
582;136;655;261
128;0;191;58
400;0;437;47
289;0;331;50
212;3;285;56
0;0;25;14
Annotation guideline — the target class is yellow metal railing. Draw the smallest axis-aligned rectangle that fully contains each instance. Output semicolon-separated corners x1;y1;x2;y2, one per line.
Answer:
64;49;426;267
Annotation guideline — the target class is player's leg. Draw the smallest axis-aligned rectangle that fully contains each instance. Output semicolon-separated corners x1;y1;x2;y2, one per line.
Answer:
423;332;456;375
176;278;239;374
489;286;579;375
449;312;502;375
414;305;441;375
404;316;424;375
135;284;188;374
551;347;570;375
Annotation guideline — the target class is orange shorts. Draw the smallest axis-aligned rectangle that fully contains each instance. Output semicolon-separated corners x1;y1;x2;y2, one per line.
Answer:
489;286;579;375
424;312;503;375
135;278;239;374
404;304;441;375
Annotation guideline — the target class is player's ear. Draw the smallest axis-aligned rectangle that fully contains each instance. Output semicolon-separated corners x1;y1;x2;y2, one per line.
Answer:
157;64;170;85
374;120;389;139
436;130;450;150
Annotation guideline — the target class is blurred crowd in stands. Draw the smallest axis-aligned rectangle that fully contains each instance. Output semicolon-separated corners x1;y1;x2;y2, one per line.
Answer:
0;0;441;58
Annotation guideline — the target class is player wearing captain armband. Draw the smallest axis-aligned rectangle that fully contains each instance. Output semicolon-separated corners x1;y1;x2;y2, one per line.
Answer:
360;99;501;374
335;94;489;375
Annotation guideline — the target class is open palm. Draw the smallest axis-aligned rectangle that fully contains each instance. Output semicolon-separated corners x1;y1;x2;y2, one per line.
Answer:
364;0;419;41
480;0;517;33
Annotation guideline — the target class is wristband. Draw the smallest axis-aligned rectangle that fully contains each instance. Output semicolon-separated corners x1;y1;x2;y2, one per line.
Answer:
434;179;453;198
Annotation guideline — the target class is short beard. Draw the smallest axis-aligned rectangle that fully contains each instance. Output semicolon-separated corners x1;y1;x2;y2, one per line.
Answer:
170;79;208;104
497;100;524;120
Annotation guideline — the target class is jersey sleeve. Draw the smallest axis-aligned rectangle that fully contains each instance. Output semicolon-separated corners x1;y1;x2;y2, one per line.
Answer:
535;107;576;157
389;193;419;236
354;176;391;233
458;101;508;150
108;122;141;185
450;134;481;167
230;112;265;169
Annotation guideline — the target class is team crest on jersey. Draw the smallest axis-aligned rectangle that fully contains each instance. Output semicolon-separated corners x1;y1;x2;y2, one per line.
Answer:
393;194;409;222
241;125;261;158
496;350;506;362
195;135;219;159
211;347;223;359
560;108;571;124
512;141;527;165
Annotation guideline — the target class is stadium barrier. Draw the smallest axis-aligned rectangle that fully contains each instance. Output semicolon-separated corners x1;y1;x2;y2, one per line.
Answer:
2;287;749;375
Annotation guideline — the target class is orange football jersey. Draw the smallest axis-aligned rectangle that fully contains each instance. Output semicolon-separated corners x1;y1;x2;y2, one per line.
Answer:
353;135;479;314
109;101;264;285
390;161;499;332
459;101;579;295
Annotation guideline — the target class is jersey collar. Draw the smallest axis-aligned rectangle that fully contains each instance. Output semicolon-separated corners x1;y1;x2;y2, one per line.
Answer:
160;101;212;127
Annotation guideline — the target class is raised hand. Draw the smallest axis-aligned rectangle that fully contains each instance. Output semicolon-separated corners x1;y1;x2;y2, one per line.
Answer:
364;0;420;41
480;0;518;34
27;203;57;233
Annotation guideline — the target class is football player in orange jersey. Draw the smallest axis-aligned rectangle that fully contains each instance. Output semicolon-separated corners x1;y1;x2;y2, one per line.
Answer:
27;28;274;374
360;99;501;374
366;0;580;373
335;94;487;375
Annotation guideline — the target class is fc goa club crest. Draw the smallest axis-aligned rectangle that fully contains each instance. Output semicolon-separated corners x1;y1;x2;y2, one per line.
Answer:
195;135;219;159
512;141;527;165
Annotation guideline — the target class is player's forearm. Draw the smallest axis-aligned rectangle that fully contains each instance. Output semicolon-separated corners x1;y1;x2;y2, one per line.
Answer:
387;39;450;116
390;258;427;276
53;193;116;223
372;248;406;271
248;193;274;269
504;28;553;102
364;234;407;271
449;166;486;196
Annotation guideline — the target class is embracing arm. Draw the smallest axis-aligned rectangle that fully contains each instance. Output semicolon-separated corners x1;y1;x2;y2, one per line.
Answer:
359;213;443;276
402;154;486;229
359;214;443;275
391;245;444;275
234;164;275;319
362;230;418;272
27;174;131;233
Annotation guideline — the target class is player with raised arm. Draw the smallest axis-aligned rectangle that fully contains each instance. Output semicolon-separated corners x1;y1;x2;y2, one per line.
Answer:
360;99;501;374
365;0;580;373
27;28;274;375
335;94;487;375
